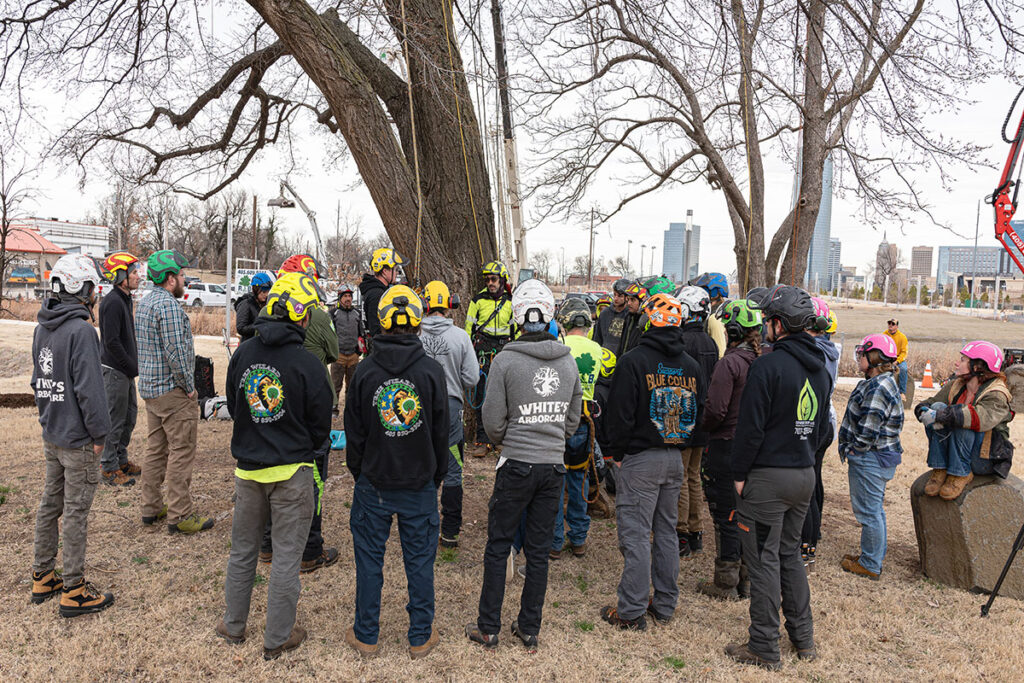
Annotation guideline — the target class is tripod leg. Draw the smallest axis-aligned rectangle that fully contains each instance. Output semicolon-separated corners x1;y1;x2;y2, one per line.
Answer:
981;521;1024;616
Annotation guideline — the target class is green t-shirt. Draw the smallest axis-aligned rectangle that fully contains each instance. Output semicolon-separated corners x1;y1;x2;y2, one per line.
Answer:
564;333;602;402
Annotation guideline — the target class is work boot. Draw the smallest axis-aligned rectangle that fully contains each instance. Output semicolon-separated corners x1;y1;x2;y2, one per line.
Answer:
696;559;741;601
924;468;947;497
215;620;245;644
300;547;339;574
465;623;499;649
102;469;135;487
569;542;587;558
141;505;168;526
264;625;307;660
724;642;781;671
469;443;488;458
688;531;704;554
259;551;272;564
59;580;114;618
549;548;562;560
678;532;691;558
168;513;215;535
939;473;973;501
737;560;750;599
121;460;142;476
409;630;440;660
30;569;63;604
841;556;880;581
645;600;673;624
439;534;459;549
510;620;539;651
600;606;646;631
345;626;379;658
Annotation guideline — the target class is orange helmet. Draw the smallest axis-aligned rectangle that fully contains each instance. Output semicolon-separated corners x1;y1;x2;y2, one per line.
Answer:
103;252;139;284
644;293;683;328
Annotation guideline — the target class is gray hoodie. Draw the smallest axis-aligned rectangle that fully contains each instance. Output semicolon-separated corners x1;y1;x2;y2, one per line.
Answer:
420;314;479;403
31;299;110;449
482;335;582;465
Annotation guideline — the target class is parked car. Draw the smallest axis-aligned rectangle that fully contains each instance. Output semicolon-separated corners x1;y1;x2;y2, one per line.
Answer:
560;291;598;315
179;281;230;308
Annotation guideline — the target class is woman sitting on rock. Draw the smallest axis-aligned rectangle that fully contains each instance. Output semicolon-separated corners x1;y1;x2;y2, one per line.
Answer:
914;341;1013;501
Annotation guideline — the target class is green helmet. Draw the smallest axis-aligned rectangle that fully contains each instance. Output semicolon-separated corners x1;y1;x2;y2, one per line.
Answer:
558;296;592;330
147;250;189;284
642;275;674;297
717;299;762;339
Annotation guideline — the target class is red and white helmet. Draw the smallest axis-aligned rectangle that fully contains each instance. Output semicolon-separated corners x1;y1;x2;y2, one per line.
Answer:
50;254;109;296
856;333;898;363
961;340;1003;374
512;279;555;325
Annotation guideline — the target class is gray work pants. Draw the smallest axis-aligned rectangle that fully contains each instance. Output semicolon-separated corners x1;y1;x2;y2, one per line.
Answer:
33;441;100;586
101;367;138;473
223;468;314;649
614;447;684;620
736;466;816;660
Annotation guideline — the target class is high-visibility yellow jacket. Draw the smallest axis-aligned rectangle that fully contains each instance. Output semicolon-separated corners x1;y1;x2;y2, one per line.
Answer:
465;291;514;339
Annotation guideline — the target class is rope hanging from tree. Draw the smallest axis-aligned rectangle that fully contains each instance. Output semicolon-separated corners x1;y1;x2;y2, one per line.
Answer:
399;0;425;282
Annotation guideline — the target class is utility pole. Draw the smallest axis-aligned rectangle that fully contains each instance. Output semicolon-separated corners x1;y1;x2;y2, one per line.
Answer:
224;214;233;357
971;199;980;311
684;209;693;283
626;239;632;275
916;275;922;308
491;0;526;274
650;245;657;276
640;244;647;276
252;195;258;261
587;209;595;290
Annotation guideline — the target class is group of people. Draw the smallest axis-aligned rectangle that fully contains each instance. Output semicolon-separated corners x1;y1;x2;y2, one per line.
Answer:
26;250;1017;670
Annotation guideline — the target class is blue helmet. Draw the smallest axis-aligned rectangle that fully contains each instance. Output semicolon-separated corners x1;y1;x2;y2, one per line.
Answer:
691;272;728;299
251;272;273;290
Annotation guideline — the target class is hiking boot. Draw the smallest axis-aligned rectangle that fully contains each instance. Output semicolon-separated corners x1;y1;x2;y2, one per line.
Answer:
696;559;741;601
345;626;379;658
30;569;63;604
600;606;646;631
469;443;488;459
168;513;215;535
121;460;142;476
793;643;818;661
300;547;339;574
439;534;459;549
102;469;135;487
841;556;880;580
59;580;114;618
465;623;499;649
264;625;307;660
259;551;272;564
645;600;673;624
510;621;538;651
924;468;947;497
141;505;168;526
549;548;562;560
569;542;587;558
409;630;439;660
678;533;691;558
939;473;973;501
688;531;704;554
724;642;781;671
215;620;245;644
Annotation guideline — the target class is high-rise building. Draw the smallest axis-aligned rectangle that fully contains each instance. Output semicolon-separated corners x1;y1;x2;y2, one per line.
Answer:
661;211;700;282
803;157;834;290
875;235;899;289
935;245;1013;287
827;238;841;291
911;246;933;279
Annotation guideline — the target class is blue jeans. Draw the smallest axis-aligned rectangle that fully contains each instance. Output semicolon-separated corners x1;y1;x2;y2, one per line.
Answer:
553;423;591;551
926;425;985;477
846;455;896;575
349;477;439;646
897;361;908;394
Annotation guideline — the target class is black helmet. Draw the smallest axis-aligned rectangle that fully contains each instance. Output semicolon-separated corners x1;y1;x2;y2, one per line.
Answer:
612;278;631;295
747;285;814;333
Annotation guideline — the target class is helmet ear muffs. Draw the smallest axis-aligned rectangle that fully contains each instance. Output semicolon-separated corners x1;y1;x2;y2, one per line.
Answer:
450;293;460;309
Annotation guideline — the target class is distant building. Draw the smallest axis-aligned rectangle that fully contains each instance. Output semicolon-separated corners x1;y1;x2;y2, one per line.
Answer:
20;217;108;259
874;235;899;289
935;245;1013;287
3;224;68;296
803;157;834;291
661;211;700;283
911;246;933;279
827;238;841;291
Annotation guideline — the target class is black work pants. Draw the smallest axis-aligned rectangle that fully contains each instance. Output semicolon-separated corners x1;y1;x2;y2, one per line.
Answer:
801;423;833;548
702;438;741;562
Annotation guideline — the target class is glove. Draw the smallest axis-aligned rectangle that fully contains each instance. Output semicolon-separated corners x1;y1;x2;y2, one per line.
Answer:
919;409;937;428
914;403;929;420
357;336;367;354
934;403;959;428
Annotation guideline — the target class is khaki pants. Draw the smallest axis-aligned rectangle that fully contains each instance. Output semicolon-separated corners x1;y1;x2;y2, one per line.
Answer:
331;353;360;401
676;446;704;534
142;388;199;524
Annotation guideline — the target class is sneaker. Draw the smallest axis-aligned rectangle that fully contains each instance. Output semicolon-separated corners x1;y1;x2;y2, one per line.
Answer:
259;551;273;565
264;625;307;660
30;569;63;604
168;513;215;535
59;580;114;618
120;460;142;476
688;531;703;554
600;606;646;631
300;548;339;574
345;626;379;658
678;533;691;558
215;620;246;644
439;534;459;549
569;542;587;558
725;642;781;671
141;505;168;526
510;620;538;651
465;623;499;649
409;630;439;660
841;556;880;581
645;600;673;624
102;469;135;487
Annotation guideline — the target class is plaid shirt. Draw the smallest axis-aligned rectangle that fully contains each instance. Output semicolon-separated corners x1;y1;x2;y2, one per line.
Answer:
135;286;195;399
838;372;903;464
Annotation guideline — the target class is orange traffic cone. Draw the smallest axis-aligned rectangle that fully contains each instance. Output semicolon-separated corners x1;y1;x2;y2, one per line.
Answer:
922;362;934;389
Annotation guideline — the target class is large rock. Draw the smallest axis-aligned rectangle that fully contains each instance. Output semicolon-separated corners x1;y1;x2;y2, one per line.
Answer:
910;472;1024;598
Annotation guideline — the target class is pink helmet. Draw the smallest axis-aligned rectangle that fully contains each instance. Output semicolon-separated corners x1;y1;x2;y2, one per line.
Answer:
961;340;1003;373
857;333;898;362
810;297;830;332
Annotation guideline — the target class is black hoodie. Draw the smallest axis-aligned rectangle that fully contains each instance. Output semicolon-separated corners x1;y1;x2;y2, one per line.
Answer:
730;331;832;480
234;292;262;341
359;273;388;341
98;285;138;377
344;333;449;490
680;320;719;447
602;326;706;461
225;317;333;470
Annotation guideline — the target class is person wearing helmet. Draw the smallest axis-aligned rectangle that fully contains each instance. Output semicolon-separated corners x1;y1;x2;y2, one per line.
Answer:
915;340;1013;501
30;254;115;617
616;279;649;357
330;283;364;405
345;285;448;660
593;278;631;352
725;284;830;670
235;271;274;342
220;272;334;660
98;252;142;487
882;318;909;401
835;334;904;582
467;279;581;651
597;292;705;631
465;261;516;456
136;250;214;535
675;285;718;558
692;273;730;357
359;247;406;349
694;299;763;600
419;280;479;549
550;297;603;560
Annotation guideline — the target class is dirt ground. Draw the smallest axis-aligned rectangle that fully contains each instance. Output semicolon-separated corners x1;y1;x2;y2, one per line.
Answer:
3;322;1024;681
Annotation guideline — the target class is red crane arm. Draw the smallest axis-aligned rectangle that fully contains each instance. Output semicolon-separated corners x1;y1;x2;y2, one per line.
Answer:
992;86;1024;275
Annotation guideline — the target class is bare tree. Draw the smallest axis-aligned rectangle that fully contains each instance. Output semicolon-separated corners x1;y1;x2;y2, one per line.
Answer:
518;0;1016;289
532;248;554;281
0;142;37;310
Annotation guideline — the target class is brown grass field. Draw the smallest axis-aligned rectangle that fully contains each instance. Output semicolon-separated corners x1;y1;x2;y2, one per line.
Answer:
3;312;1024;681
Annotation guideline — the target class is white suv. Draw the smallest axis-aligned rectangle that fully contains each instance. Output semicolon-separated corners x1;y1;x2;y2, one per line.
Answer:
180;282;229;308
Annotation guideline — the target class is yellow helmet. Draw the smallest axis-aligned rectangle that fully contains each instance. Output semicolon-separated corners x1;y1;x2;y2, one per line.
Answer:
371;248;405;274
826;310;838;335
378;284;424;330
600;347;617;378
264;272;321;322
481;260;509;281
423;280;460;311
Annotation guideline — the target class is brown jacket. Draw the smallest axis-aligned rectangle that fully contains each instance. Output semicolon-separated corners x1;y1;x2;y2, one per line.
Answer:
920;376;1013;472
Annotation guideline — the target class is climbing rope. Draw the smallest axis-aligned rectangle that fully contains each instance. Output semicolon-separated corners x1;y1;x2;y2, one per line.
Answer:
399;0;425;281
739;7;755;293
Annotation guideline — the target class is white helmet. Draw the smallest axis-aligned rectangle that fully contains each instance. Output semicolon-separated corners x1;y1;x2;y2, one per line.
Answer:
512;279;555;325
676;285;710;320
50;254;108;296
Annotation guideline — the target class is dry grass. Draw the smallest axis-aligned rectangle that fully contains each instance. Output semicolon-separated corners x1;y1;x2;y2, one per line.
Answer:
3;320;1024;681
